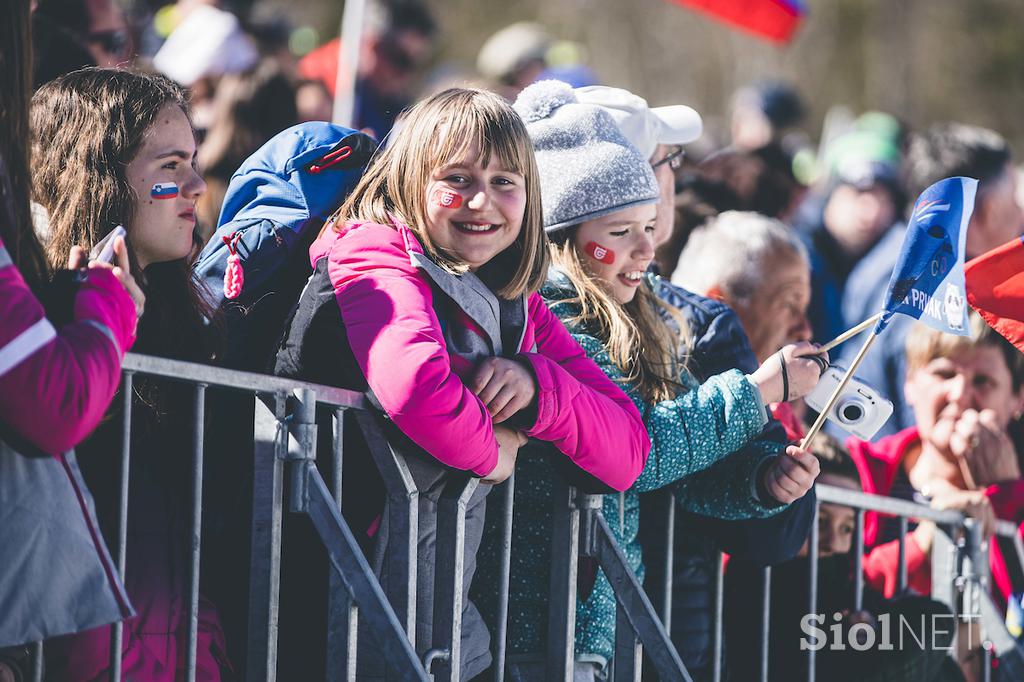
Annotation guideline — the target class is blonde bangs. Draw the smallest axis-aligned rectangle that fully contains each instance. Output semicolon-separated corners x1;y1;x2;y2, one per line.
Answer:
333;88;547;298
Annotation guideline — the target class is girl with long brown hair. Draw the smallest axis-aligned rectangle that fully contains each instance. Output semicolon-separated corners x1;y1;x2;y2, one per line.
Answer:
30;68;228;680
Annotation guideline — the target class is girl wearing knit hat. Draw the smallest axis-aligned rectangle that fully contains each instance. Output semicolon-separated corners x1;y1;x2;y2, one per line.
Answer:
474;80;828;677
282;87;650;678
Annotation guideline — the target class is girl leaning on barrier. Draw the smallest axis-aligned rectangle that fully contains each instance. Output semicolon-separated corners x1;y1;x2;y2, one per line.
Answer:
472;79;826;679
30;68;230;680
274;87;650;679
0;3;142;678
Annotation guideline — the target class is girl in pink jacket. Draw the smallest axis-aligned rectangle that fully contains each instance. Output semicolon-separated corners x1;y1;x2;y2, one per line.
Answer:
275;87;650;678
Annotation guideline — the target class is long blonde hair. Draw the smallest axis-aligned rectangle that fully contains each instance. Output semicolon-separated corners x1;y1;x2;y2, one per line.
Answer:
549;230;690;403
329;87;548;299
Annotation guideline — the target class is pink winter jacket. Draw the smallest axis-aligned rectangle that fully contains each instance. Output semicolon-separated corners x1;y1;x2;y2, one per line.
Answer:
313;220;650;491
0;238;137;454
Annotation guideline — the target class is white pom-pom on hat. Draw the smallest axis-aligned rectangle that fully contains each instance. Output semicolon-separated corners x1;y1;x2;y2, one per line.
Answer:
513;80;578;123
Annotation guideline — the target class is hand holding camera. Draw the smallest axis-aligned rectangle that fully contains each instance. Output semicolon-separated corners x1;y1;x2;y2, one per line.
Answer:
749;341;829;404
804;366;893;441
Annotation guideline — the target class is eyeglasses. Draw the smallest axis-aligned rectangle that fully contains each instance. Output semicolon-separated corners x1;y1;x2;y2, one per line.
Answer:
652;146;685;171
87;29;130;57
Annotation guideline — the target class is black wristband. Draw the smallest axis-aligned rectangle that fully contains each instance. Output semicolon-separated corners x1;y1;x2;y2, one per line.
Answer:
779;353;789;403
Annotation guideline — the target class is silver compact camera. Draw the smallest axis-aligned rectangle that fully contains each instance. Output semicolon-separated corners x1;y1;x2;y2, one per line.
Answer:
803;365;894;440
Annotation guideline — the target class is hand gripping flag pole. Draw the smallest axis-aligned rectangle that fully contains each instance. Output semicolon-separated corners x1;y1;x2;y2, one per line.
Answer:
801;176;978;448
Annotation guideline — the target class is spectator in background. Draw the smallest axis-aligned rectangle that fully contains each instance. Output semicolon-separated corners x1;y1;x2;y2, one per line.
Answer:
476;21;551;101
32;0;133;87
196;59;298;237
730;80;805;152
151;3;260;138
297;0;435;136
840;123;1024;439
655;142;806;273
673;211;814;440
794;127;906;342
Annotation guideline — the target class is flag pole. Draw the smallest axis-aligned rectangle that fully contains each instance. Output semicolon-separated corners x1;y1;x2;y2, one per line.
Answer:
800;331;879;449
817;313;882;353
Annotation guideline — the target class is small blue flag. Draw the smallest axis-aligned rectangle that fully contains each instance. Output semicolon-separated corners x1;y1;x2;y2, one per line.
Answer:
875;176;977;336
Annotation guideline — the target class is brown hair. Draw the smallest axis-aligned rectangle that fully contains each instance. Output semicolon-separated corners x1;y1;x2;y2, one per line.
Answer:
905;310;1024;391
329;87;548;299
548;229;689;403
0;0;49;293
31;68;220;363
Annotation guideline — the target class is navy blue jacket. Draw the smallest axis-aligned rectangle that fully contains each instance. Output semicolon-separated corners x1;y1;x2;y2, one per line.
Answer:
638;282;816;678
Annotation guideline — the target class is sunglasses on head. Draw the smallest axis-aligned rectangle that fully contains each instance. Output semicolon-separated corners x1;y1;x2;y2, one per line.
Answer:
87;28;129;56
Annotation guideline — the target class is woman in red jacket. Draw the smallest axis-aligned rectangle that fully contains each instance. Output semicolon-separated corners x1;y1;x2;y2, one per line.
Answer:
848;312;1024;606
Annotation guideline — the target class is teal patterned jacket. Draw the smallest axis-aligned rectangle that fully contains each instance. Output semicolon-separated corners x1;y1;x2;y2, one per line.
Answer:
472;271;788;668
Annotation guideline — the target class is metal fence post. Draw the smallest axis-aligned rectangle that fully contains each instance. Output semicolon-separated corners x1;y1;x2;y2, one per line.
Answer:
327;408;358;681
352;410;419;644
547;481;581;681
429;475;480;682
246;392;288;681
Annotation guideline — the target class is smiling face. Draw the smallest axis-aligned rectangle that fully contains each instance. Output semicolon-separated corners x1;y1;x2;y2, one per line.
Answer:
573;204;657;304
423;142;526;271
125;103;206;269
905;345;1024;453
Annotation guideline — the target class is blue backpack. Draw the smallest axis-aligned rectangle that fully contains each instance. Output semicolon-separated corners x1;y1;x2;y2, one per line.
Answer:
194;122;376;371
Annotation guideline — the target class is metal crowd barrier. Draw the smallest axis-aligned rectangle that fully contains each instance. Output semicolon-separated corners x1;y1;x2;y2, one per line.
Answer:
20;352;1024;681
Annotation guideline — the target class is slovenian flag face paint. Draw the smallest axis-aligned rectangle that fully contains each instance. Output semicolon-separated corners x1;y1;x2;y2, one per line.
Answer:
151;182;179;199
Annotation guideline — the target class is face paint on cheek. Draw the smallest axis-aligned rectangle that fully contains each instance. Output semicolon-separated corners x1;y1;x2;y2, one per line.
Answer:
584;241;616;265
430;188;463;209
151;182;179;199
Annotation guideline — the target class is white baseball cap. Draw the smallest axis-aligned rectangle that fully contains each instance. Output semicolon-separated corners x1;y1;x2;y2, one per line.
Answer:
574;85;703;160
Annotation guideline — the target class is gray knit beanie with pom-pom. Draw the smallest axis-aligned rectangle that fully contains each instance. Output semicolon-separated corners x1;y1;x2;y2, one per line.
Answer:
514;79;659;232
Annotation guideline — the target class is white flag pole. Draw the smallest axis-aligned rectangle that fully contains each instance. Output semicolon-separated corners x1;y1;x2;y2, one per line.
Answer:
800;330;879;449
817;313;883;354
332;0;367;127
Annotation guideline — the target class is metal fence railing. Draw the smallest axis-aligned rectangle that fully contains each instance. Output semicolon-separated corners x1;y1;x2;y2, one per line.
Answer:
20;352;1024;681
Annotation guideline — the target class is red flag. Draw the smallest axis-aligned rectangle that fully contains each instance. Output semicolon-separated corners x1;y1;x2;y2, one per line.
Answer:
668;0;805;43
965;236;1024;353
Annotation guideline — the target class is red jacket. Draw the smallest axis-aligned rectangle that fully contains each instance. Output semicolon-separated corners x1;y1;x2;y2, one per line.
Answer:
848;427;1024;606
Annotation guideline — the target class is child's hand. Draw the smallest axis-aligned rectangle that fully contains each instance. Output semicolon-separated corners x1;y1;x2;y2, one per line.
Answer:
761;445;820;504
749;342;828;404
472;357;538;424
483;426;527;484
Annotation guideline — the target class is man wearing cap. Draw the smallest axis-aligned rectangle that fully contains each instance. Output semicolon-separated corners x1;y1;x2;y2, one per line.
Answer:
794;129;906;343
578;85;818;679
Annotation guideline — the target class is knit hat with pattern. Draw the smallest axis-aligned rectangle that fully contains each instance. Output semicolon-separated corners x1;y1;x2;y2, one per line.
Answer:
514;80;659;232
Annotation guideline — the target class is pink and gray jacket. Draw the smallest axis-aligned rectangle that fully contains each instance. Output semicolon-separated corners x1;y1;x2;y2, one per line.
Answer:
0;235;137;647
278;219;650;488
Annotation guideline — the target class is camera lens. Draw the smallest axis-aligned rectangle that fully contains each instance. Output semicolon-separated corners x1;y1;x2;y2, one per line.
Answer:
838;401;864;424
